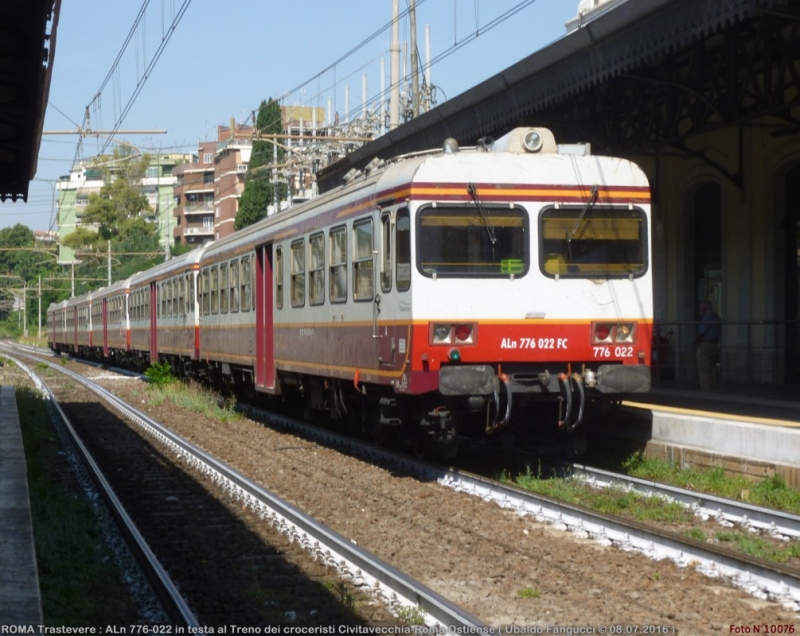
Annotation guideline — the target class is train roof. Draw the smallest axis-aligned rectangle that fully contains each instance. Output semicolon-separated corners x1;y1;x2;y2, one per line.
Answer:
130;243;210;287
200;127;649;260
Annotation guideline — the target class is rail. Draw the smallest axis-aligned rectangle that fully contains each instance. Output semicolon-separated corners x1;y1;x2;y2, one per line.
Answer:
651;318;800;397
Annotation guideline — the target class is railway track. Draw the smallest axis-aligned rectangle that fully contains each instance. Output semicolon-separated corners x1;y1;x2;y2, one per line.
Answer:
7;343;800;631
5;346;489;629
234;399;800;612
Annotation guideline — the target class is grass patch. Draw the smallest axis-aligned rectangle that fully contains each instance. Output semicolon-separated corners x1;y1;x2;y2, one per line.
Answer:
622;452;800;514
517;586;541;599
684;528;708;542
18;387;139;624
506;465;694;524
148;381;241;423
395;605;426;625
715;531;800;563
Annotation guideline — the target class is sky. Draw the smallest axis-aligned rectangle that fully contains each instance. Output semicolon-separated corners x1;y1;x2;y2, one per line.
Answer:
8;0;579;233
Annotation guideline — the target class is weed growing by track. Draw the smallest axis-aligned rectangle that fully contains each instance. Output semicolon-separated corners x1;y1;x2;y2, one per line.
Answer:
622;451;800;514
503;456;800;565
148;380;241;423
507;465;692;524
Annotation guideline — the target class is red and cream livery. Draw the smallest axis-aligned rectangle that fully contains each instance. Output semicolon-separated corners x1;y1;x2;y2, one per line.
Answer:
49;127;652;457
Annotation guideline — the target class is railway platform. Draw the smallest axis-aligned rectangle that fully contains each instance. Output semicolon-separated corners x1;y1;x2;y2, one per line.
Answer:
0;385;43;624
616;388;800;487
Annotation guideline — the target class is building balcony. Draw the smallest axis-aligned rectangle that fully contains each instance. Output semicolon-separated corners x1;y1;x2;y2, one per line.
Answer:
184;202;214;215
184;226;214;237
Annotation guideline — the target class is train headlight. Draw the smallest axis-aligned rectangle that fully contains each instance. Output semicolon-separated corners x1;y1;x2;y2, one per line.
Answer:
432;324;452;344
522;130;543;153
616;324;634;342
430;323;476;345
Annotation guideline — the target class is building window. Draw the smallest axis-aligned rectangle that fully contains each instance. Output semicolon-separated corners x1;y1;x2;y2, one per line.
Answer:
146;167;159;178
203;153;213;164
203;173;214;184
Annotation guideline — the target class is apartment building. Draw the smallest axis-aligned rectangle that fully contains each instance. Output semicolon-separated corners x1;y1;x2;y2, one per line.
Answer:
56;153;187;264
173;124;252;244
172;141;216;246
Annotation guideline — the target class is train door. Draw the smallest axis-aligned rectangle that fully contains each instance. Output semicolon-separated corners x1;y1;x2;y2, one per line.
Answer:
255;244;275;391
71;307;77;352
150;282;158;363
376;207;410;371
102;299;109;357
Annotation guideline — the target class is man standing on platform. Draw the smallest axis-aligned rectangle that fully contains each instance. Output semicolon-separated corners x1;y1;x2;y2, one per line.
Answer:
696;299;721;392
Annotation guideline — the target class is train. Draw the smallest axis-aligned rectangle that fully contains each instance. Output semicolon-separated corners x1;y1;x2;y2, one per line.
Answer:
48;127;653;458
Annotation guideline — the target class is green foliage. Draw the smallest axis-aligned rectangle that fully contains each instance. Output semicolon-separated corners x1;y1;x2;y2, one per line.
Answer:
235;179;270;230
322;581;356;613
236;98;288;231
684;528;708;542
622;452;800;514
395;605;427;625
144;361;175;386
715;531;800;562
149;381;240;423
517;587;541;599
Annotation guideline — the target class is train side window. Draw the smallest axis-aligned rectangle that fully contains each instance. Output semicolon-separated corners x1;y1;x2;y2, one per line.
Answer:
168;281;174;318
241;255;252;312
178;277;185;317
353;218;374;301
309;233;325;306
381;213;392;293
275;247;284;310
187;273;194;313
230;260;239;313
202;269;210;315
172;279;178;317
291;241;305;307
329;226;347;303
396;209;411;292
211;265;219;314
160;283;165;318
220;263;229;314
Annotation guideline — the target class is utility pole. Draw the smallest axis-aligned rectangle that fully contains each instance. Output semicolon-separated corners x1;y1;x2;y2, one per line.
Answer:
38;275;41;342
410;0;419;118
23;282;27;338
108;240;112;286
390;0;401;130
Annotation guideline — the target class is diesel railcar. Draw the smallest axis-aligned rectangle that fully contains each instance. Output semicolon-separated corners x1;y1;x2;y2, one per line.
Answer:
49;127;652;457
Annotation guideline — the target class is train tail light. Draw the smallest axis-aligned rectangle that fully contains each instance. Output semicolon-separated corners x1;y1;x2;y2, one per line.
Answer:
430;323;476;345
592;322;636;344
594;323;612;342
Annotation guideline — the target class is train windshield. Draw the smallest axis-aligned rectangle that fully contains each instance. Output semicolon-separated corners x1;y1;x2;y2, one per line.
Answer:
539;206;647;278
417;205;528;277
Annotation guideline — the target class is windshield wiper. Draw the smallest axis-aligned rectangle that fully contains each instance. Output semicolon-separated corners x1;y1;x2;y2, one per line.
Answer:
566;184;599;260
467;182;497;247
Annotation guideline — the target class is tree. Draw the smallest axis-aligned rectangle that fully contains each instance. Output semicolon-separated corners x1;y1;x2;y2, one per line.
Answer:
61;149;163;294
235;98;287;231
